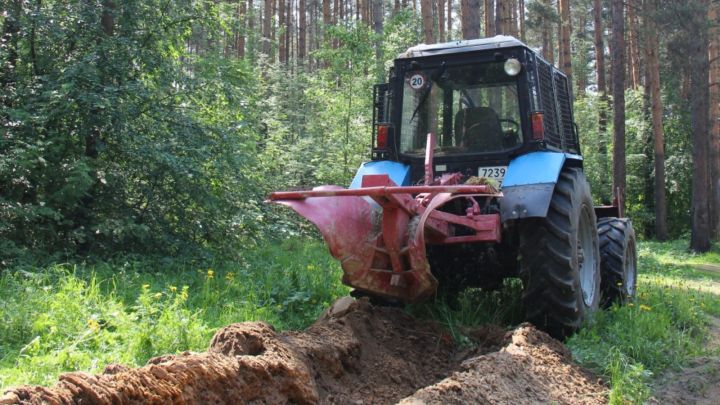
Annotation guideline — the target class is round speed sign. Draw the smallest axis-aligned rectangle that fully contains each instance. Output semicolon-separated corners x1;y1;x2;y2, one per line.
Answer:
409;74;426;90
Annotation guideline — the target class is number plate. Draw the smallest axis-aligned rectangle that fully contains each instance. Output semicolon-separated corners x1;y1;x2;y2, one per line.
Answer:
478;166;507;183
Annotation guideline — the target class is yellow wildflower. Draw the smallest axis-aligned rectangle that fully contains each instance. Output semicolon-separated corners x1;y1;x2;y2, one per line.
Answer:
142;284;150;290
640;304;652;311
154;292;163;299
87;319;100;332
207;269;214;279
169;285;177;293
225;272;235;281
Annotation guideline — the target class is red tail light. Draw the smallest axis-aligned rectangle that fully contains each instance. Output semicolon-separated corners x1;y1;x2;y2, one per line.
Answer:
376;125;389;149
531;112;545;141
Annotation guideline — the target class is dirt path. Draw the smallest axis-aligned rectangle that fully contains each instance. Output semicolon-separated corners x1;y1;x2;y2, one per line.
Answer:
1;297;606;405
647;316;720;405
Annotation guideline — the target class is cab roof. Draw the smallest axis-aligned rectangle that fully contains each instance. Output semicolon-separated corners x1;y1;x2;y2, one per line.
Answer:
397;35;528;60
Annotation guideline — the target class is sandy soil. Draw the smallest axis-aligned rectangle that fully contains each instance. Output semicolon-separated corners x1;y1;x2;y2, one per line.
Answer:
1;297;607;405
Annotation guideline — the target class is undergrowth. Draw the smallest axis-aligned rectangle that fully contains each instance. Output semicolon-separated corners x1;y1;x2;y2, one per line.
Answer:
0;239;348;390
1;238;718;405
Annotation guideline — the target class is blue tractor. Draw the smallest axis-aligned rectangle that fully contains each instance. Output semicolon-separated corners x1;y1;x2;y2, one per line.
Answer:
270;36;637;338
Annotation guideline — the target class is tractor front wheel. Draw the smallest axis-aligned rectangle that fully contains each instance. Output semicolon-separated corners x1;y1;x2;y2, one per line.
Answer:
518;167;601;339
598;217;637;307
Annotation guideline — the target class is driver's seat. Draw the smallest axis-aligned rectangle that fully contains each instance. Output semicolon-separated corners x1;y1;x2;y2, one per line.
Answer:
454;107;504;152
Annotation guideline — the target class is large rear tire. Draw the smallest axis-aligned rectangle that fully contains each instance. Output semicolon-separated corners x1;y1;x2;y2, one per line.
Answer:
518;167;601;339
597;217;637;307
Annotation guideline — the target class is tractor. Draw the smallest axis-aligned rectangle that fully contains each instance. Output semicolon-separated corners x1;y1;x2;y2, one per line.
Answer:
269;36;637;338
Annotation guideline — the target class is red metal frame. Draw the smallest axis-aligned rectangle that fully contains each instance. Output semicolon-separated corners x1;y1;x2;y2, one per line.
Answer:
268;133;504;303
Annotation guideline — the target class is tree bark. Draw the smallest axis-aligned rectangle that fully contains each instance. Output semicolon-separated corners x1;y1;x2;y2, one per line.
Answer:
448;0;453;38
263;0;273;57
559;0;572;86
498;0;509;34
279;0;287;63
299;0;307;61
611;0;626;213
644;0;668;240
709;1;720;239
626;0;641;89
593;0;609;203
519;0;525;41
689;0;711;252
542;0;554;65
461;0;480;39
485;0;494;37
237;0;247;57
439;0;446;42
421;0;434;43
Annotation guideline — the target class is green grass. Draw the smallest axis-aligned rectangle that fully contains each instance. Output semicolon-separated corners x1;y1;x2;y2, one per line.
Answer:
1;238;718;404
0;239;349;390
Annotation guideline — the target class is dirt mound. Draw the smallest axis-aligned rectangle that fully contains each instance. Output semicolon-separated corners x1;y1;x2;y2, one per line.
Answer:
399;324;607;404
1;297;606;404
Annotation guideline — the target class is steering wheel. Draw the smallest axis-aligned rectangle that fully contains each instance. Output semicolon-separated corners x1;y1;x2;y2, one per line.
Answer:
499;119;520;134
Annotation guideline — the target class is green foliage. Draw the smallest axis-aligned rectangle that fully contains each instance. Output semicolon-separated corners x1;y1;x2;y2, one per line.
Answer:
0;238;348;389
567;240;720;404
1;1;265;263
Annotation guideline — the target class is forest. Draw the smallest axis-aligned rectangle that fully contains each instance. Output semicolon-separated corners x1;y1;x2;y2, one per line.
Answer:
1;0;720;403
1;0;718;264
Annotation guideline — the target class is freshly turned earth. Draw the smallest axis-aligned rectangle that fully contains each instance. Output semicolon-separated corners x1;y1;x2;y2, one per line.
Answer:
1;297;607;404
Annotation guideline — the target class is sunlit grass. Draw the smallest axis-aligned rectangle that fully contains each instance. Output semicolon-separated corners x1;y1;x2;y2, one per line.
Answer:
0;239;348;390
1;238;719;403
566;240;720;404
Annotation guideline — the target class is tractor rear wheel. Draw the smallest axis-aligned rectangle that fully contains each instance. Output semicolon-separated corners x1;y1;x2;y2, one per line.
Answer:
518;167;601;339
597;217;637;307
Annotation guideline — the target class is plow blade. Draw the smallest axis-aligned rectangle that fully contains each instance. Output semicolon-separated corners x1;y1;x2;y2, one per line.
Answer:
269;176;502;303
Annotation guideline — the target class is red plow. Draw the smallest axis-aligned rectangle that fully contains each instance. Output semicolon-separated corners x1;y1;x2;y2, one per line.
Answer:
268;135;503;303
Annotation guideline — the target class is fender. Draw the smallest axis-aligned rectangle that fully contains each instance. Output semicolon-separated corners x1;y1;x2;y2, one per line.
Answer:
350;160;411;189
500;152;583;221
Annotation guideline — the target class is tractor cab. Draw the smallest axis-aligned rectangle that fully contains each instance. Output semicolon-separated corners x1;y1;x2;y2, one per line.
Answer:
372;36;579;185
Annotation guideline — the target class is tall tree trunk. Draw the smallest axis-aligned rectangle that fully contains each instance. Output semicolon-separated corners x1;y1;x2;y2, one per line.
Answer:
645;0;668;240
439;0;446;42
279;0;287;63
626;0;641;89
448;0;453;38
611;0;626;212
689;0;712;251
594;0;609;202
709;1;720;239
559;0;572;88
421;0;435;43
542;0;554;64
237;0;247;58
485;0;494;37
498;0;509;34
263;0;273;57
247;0;256;60
519;0;525;41
461;0;480;39
333;0;339;48
299;0;307;61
